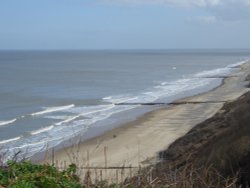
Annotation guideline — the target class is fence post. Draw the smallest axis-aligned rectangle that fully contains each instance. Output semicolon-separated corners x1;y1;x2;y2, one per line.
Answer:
116;169;119;184
84;170;92;188
100;170;103;182
95;168;98;184
129;164;132;179
104;146;108;178
87;150;89;167
64;161;67;169
52;148;54;165
121;166;125;184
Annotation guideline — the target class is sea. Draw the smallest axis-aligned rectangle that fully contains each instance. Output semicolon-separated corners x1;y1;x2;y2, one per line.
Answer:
0;49;249;161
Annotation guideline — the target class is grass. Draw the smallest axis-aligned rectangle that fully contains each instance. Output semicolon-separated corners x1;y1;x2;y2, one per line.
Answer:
0;159;240;188
0;161;81;188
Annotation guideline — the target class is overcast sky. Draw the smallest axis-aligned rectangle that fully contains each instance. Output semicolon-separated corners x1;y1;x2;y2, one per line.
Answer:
0;0;250;50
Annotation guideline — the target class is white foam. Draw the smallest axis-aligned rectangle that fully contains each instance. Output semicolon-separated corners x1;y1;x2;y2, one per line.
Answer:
10;141;48;150
102;96;138;103
65;104;115;115
195;60;249;78
81;104;115;116
49;105;116;126
102;65;238;105
45;115;70;120
0;136;21;144
102;96;112;100
31;104;75;116
30;125;54;135
68;105;135;128
151;60;248;100
103;78;210;105
227;59;249;68
55;115;80;126
73;61;249;123
195;67;230;78
0;119;17;127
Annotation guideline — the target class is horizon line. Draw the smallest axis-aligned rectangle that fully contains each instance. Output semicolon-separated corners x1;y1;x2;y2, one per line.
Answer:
0;48;250;51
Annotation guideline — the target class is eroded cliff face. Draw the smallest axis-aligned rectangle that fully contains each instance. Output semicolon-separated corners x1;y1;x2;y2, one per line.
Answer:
158;90;250;184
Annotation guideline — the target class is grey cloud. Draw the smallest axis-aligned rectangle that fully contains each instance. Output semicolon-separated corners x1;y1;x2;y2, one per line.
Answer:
209;1;250;21
101;0;250;21
101;0;250;7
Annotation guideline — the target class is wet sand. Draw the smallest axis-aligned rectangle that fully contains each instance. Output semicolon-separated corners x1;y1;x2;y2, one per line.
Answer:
43;62;250;181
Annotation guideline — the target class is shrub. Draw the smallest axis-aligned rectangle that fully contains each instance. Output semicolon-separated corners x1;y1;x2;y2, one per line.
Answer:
0;161;81;188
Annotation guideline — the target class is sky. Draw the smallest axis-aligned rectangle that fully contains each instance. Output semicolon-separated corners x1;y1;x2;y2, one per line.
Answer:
0;0;250;50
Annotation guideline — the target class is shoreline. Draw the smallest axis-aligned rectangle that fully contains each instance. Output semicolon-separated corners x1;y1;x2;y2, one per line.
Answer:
42;61;250;181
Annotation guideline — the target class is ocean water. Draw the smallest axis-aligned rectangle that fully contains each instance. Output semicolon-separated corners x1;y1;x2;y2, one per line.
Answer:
0;49;249;161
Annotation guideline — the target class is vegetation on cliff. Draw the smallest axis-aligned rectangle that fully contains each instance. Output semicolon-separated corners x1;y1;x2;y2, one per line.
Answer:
0;161;81;188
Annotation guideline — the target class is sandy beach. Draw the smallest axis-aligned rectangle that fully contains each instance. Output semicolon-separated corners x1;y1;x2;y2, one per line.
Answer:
43;61;250;181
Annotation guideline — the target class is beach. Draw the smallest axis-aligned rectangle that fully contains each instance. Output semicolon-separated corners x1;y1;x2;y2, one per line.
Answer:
43;61;250;182
3;50;244;161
